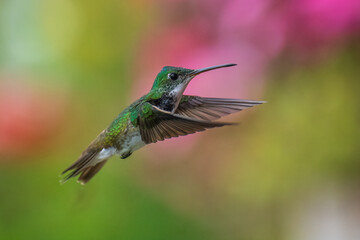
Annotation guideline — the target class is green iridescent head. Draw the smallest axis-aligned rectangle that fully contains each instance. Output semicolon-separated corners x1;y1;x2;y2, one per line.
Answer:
151;66;193;91
151;64;237;93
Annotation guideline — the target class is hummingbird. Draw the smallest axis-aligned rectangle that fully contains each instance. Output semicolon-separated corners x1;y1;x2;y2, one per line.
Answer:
61;64;265;184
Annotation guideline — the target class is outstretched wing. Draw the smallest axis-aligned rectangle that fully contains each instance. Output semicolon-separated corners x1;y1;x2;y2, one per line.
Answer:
175;96;265;121
137;103;235;144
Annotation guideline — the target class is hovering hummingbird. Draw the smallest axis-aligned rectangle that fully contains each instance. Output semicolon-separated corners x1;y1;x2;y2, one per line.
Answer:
61;64;264;184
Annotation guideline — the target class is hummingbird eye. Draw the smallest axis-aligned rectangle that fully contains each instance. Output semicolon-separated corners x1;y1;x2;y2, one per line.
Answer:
168;73;179;80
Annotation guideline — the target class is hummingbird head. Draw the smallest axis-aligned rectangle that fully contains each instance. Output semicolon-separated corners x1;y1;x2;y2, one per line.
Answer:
151;63;237;95
149;63;237;113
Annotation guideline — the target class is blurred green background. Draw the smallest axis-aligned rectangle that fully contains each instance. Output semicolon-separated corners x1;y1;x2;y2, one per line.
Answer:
0;0;359;239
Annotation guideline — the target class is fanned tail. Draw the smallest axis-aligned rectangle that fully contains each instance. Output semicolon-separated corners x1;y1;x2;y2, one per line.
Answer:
77;160;108;185
60;148;108;184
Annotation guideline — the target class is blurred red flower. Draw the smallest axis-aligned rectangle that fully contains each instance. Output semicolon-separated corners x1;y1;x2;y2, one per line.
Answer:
0;76;68;160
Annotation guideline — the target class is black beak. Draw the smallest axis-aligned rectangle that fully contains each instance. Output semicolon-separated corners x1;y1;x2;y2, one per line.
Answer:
190;63;237;76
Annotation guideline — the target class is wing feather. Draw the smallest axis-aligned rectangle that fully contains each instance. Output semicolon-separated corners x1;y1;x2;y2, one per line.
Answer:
176;96;265;121
138;104;235;144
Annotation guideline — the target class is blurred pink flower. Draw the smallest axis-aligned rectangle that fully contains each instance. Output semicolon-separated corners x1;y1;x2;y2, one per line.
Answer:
286;0;360;50
0;76;68;160
220;0;269;32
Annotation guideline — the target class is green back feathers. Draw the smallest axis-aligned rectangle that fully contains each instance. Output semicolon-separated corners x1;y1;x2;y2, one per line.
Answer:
107;111;130;140
130;102;155;127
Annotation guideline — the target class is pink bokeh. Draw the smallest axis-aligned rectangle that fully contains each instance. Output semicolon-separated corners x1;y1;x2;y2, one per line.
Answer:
0;76;68;159
286;0;360;51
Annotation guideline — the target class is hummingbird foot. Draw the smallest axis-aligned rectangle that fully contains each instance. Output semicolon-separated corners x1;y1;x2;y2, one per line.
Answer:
121;152;132;159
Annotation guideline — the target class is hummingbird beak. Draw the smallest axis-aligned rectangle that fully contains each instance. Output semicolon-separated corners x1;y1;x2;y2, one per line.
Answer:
190;63;237;76
172;63;237;114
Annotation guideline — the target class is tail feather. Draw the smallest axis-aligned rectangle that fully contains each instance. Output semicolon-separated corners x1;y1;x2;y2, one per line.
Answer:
77;160;108;185
61;148;108;184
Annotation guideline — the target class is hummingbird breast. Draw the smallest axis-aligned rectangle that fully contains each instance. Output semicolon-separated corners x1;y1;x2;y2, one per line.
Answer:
114;120;145;157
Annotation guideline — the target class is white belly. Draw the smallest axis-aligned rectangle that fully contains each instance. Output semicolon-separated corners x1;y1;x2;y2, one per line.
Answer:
91;130;145;167
116;131;145;156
